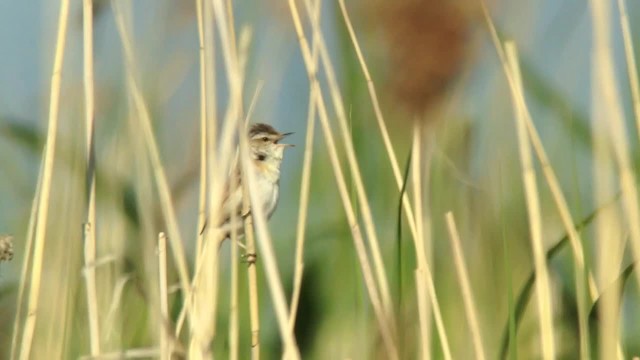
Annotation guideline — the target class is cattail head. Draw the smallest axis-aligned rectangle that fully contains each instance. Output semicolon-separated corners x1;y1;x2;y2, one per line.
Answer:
377;0;474;116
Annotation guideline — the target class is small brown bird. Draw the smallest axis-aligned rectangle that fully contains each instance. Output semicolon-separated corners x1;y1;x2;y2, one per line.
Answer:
203;123;293;240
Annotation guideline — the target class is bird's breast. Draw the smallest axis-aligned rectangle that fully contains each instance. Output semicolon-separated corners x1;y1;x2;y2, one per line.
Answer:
256;175;280;219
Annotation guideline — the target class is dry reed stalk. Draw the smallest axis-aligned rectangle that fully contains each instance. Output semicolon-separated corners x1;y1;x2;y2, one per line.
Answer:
158;233;171;360
286;0;398;356
617;0;640;138
336;0;418;242
444;212;485;360
239;90;260;357
227;86;261;360
187;0;224;355
505;42;556;360
590;0;630;357
412;129;431;360
231;82;263;360
18;0;71;358
288;0;321;331
413;270;430;360
244;212;261;358
240;127;301;360
229;218;240;360
188;224;220;358
82;0;101;355
412;122;450;360
512;70;594;359
480;4;620;356
590;0;640;293
299;0;394;324
10;151;44;360
111;0;193;308
492;33;593;356
195;0;208;262
186;0;248;354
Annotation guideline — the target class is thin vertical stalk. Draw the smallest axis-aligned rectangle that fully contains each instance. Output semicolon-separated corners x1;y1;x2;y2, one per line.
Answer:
19;0;71;358
300;0;394;322
617;0;640;138
501;42;593;358
287;90;317;330
194;0;208;261
480;4;618;357
231;83;262;360
445;212;486;360
158;233;171;360
591;0;640;294
336;0;418;242
505;42;555;360
82;0;101;355
286;3;398;356
591;0;631;357
288;0;321;331
244;211;260;359
229;221;239;360
10;150;44;360
111;0;192;305
412;123;450;360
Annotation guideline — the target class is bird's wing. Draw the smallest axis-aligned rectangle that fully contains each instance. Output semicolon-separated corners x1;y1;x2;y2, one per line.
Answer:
200;163;245;235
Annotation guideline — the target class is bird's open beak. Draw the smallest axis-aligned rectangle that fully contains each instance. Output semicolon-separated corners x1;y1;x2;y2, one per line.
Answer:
279;132;295;147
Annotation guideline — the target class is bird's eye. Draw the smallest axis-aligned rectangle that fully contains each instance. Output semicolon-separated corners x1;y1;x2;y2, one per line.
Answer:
262;137;269;142
257;154;266;161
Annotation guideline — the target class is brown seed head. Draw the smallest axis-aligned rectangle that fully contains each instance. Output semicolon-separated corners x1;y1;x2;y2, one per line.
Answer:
378;0;474;116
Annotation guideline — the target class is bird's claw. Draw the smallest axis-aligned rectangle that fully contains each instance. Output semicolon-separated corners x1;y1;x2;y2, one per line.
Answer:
241;252;257;265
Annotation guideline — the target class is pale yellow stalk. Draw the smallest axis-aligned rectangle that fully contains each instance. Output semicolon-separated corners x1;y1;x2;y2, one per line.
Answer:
194;0;208;260
505;42;555;360
480;4;615;356
336;0;418;242
412;123;450;360
158;233;171;360
111;0;192;305
591;0;631;356
244;212;260;359
497;37;592;357
617;0;640;138
229;218;240;360
232;82;263;360
82;0;101;355
288;0;321;331
444;212;485;360
18;0;71;358
300;0;394;322
10;151;44;360
186;0;248;354
286;0;398;356
590;0;640;294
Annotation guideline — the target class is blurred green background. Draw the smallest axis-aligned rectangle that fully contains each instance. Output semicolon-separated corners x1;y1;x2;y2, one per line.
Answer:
2;0;640;359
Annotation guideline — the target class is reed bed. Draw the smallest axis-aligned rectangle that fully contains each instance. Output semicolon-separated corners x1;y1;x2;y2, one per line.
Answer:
2;0;640;359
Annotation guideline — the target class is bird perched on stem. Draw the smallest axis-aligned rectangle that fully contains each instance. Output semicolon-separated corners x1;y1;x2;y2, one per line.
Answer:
202;123;293;244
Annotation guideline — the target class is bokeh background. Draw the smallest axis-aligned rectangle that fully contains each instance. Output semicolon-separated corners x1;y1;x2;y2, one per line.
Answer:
1;0;640;359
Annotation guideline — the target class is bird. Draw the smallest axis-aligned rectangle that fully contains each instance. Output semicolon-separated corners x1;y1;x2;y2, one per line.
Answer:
202;123;293;244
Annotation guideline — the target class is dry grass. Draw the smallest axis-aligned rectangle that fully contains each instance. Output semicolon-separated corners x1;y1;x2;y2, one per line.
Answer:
4;0;640;359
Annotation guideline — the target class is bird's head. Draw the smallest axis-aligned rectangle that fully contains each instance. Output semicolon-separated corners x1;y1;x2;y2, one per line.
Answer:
248;123;294;164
